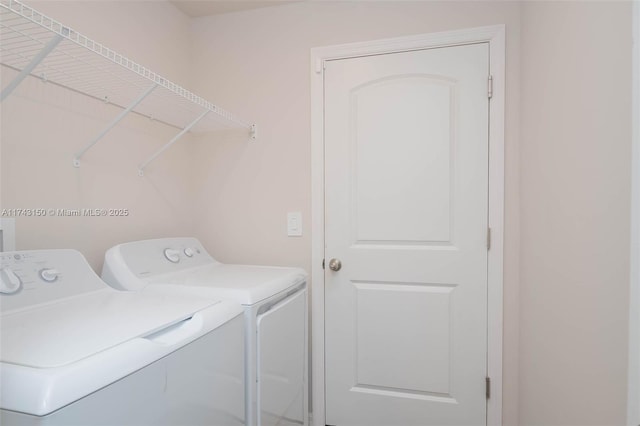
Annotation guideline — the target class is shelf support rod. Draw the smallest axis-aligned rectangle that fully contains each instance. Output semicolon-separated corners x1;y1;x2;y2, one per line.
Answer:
138;110;209;177
0;34;63;102
73;83;157;167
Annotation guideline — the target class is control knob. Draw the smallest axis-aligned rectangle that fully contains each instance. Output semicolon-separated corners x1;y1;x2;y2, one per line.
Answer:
163;248;181;263
0;267;22;294
40;268;60;282
184;247;195;257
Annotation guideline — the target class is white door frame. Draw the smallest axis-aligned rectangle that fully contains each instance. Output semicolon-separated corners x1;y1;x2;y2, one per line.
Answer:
310;25;505;426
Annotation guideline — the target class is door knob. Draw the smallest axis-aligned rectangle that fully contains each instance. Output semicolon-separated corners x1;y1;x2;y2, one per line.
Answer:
329;258;342;271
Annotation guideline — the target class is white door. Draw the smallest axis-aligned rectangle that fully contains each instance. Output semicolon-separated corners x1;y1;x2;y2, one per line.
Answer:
324;43;489;426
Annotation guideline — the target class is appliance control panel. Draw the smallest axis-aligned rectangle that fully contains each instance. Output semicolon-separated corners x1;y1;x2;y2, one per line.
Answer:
0;249;105;313
106;237;216;282
160;243;204;265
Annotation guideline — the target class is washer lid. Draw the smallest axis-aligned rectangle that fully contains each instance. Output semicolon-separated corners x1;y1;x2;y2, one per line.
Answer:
1;286;220;368
151;264;307;305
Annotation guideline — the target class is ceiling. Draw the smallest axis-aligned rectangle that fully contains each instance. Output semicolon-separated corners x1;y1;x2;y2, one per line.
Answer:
170;1;301;18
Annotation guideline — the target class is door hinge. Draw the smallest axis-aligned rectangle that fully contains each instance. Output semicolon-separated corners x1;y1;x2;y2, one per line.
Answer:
486;377;491;399
487;227;492;250
487;75;493;99
315;59;325;74
322;258;325;269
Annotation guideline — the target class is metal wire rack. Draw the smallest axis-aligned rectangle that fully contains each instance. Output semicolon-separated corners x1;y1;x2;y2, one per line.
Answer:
0;0;256;175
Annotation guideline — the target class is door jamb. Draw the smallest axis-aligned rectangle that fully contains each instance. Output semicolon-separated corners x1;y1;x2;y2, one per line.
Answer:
310;25;506;426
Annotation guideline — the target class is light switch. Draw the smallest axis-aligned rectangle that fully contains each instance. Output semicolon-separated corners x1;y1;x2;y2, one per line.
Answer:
287;212;302;237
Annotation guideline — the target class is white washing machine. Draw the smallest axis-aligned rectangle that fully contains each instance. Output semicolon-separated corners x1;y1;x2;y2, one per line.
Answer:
102;237;308;426
0;249;245;426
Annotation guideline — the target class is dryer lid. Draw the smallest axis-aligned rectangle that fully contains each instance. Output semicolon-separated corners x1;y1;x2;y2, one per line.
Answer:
150;264;307;305
1;286;221;368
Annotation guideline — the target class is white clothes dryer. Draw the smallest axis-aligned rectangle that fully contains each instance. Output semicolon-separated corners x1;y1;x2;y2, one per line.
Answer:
102;237;308;426
0;249;245;426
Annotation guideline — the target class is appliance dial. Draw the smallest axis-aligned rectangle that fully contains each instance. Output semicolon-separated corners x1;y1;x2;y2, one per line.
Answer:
0;267;22;294
184;247;195;257
163;248;181;263
40;268;60;282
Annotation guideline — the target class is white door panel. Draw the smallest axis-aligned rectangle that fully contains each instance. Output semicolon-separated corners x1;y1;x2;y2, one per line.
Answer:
352;75;454;244
325;43;489;426
355;282;454;395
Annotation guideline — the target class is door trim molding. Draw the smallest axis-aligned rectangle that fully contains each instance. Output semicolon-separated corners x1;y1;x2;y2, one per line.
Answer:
310;25;506;426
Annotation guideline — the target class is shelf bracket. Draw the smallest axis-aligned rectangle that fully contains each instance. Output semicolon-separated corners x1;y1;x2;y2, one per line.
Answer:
250;124;257;141
138;110;209;177
73;83;157;167
0;34;63;102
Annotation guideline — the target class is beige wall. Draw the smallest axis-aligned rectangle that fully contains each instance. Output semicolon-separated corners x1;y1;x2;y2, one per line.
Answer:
519;2;632;425
1;1;194;269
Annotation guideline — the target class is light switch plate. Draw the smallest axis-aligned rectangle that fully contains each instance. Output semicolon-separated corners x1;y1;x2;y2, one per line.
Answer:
287;212;302;237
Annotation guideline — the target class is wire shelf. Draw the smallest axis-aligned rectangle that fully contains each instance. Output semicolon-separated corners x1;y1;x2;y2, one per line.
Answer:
0;0;253;134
